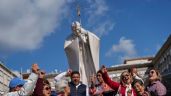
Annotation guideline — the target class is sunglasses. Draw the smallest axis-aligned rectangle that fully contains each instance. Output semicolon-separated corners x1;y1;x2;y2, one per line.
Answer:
96;74;102;77
40;71;45;75
122;74;129;79
123;74;129;77
44;87;51;91
149;70;155;74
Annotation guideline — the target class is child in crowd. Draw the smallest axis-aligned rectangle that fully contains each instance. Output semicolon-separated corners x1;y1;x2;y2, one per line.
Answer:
128;67;144;85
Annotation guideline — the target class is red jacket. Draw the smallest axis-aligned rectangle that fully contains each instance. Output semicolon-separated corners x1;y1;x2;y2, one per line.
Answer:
102;72;137;96
32;78;44;96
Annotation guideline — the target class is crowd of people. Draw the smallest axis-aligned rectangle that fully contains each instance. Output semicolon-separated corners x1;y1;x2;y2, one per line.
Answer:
3;64;167;96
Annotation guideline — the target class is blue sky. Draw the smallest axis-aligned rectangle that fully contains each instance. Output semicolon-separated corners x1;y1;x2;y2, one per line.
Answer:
0;0;170;73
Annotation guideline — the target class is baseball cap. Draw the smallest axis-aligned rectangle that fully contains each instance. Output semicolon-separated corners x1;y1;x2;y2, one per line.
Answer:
9;77;26;88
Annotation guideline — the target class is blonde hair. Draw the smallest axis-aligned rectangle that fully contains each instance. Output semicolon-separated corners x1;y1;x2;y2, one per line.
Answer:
120;71;133;84
149;67;162;81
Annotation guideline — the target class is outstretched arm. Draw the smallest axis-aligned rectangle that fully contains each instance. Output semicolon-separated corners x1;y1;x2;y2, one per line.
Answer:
22;64;39;95
101;66;120;91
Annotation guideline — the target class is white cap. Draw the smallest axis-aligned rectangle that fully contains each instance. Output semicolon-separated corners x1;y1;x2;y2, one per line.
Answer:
71;21;80;27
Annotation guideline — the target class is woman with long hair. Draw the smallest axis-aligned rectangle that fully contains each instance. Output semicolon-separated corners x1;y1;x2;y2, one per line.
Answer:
100;66;137;96
146;68;166;96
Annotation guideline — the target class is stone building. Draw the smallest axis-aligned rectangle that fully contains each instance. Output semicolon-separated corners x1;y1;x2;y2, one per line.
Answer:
107;57;153;82
152;34;171;95
107;34;171;95
0;61;17;95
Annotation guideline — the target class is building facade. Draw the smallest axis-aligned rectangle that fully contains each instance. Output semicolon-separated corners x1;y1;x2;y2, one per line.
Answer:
107;57;153;82
0;61;17;95
152;35;171;95
108;35;171;95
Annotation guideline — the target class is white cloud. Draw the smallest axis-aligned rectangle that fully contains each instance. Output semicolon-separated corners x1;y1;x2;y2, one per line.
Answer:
0;0;67;52
91;0;108;15
83;0;115;37
93;21;115;37
87;0;108;23
106;37;137;62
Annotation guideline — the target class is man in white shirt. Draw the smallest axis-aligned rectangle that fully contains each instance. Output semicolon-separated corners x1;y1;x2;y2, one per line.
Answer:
4;64;39;96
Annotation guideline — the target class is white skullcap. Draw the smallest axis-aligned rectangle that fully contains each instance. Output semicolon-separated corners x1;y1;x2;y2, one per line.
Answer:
71;21;81;27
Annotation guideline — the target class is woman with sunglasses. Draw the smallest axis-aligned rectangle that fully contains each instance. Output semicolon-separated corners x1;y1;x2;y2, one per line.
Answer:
147;68;166;96
33;70;52;96
100;66;137;96
43;81;52;96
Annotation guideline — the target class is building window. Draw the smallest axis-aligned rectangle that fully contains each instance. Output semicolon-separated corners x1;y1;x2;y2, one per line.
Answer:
0;71;4;83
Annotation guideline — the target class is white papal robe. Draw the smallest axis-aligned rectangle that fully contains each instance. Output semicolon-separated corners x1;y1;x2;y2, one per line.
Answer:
64;26;100;86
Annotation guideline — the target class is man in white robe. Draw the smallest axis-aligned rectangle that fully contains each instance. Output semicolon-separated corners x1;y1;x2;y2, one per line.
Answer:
64;21;100;86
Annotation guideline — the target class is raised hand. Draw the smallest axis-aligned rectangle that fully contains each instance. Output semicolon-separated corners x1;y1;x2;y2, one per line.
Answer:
101;65;107;73
32;63;40;74
39;70;46;78
66;69;72;76
90;74;96;84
